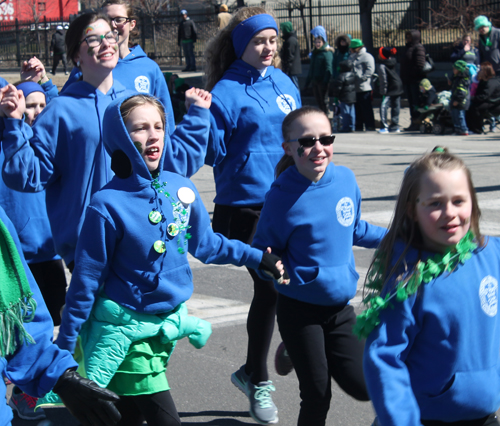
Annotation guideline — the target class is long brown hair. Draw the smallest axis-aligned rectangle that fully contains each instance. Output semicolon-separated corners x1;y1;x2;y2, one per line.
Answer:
367;148;484;293
204;7;281;91
275;106;329;178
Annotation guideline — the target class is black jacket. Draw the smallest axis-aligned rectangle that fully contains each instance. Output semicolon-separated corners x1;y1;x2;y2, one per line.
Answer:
51;30;66;54
400;30;426;85
178;18;197;45
332;60;356;104
472;76;500;105
419;87;438;107
377;57;403;96
450;72;471;110
281;31;302;76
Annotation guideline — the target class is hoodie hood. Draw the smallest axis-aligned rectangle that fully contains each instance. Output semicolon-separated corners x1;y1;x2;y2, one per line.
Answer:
406;29;421;46
103;95;166;186
222;59;296;113
335;34;351;53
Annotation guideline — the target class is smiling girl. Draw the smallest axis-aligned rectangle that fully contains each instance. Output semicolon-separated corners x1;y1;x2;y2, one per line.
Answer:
0;12;213;270
63;0;177;138
359;147;500;426
55;93;285;426
203;8;301;424
251;106;386;426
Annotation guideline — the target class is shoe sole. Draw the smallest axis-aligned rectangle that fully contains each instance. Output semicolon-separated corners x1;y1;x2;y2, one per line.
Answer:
249;409;279;425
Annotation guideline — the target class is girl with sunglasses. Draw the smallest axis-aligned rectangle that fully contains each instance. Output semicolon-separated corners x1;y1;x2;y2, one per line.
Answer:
0;12;211;271
252;106;386;426
63;0;177;139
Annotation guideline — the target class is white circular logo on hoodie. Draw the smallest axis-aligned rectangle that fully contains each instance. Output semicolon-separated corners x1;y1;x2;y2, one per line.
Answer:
276;94;296;114
336;197;355;227
134;76;150;93
479;275;498;317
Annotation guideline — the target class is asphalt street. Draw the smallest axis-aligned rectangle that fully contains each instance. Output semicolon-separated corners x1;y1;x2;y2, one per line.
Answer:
2;69;499;425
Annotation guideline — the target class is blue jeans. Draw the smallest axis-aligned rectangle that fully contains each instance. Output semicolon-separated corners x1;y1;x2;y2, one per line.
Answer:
182;41;196;70
340;102;355;131
450;108;468;133
379;95;401;130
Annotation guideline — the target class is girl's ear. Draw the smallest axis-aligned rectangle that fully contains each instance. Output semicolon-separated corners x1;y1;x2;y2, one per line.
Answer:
282;141;293;156
130;19;137;30
406;203;416;221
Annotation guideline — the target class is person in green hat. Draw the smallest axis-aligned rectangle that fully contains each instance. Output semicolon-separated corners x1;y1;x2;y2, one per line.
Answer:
475;15;500;73
280;21;302;89
449;59;471;135
349;38;376;131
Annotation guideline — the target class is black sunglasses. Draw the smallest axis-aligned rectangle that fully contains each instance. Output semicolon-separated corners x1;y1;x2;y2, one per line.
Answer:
287;134;335;148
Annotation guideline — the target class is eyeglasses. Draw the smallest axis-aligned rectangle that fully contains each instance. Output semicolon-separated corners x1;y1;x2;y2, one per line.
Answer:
287;134;335;147
110;16;131;26
79;31;119;48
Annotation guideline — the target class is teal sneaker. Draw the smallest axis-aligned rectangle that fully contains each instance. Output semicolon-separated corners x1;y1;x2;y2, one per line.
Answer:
231;365;250;394
231;366;278;424
246;381;278;425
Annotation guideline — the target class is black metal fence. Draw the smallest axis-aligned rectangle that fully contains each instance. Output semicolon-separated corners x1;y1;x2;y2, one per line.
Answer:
2;0;500;67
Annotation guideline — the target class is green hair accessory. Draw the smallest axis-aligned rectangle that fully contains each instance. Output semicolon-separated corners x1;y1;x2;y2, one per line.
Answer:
353;230;477;339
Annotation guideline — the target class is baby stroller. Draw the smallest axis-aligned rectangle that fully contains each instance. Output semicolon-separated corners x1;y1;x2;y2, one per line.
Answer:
418;91;454;135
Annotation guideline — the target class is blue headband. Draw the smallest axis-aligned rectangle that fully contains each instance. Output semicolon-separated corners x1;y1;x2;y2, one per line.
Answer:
17;82;45;100
231;14;278;59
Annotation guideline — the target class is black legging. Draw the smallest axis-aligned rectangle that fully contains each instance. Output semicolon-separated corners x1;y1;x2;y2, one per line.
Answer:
212;204;278;384
277;294;368;426
114;390;181;426
28;259;67;326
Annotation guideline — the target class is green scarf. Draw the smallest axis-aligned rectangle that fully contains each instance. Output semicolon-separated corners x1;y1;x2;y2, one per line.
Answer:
0;218;37;357
354;230;477;339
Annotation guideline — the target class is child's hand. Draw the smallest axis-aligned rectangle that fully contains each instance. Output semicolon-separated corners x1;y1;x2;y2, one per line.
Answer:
21;56;48;84
184;87;212;110
0;85;25;119
258;248;290;285
453;101;458;106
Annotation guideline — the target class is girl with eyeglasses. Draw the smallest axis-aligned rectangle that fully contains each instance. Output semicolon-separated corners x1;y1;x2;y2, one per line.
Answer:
63;0;177;138
0;12;212;271
252;106;386;426
203;8;301;424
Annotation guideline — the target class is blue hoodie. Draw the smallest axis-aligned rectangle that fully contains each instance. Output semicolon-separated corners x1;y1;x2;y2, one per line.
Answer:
0;80;59;263
206;60;301;206
1;80;208;264
364;238;500;425
56;95;264;354
0;206;76;426
252;163;386;305
62;45;176;135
